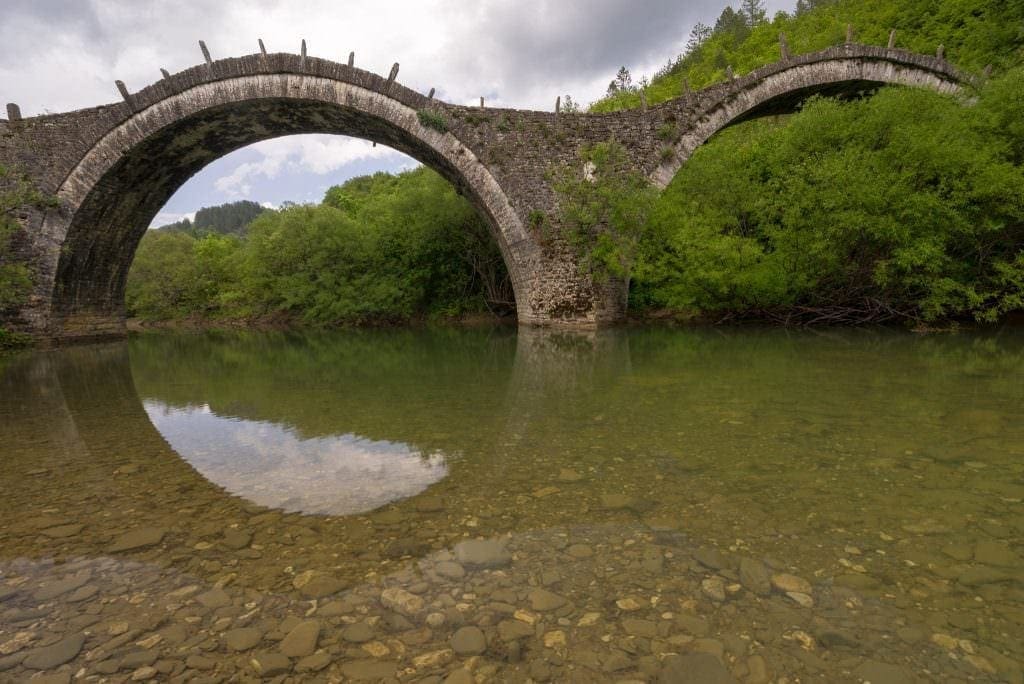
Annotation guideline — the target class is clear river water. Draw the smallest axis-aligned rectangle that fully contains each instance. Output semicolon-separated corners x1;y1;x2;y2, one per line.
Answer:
1;326;1022;683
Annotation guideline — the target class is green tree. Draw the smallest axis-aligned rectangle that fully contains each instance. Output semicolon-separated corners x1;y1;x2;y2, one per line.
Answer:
634;77;1024;324
739;0;768;27
686;22;713;54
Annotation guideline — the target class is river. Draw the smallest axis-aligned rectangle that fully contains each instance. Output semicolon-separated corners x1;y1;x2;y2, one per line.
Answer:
1;326;1022;682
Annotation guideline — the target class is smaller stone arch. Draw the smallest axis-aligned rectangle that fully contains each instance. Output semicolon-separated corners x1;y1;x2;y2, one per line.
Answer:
651;45;973;188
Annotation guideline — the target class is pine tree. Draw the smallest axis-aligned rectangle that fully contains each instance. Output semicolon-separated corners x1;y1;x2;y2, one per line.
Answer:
686;22;713;54
714;7;749;38
739;0;768;27
615;67;633;92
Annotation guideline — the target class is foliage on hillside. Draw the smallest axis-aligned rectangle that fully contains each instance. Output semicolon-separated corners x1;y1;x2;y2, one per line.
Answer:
126;168;512;324
591;0;1023;113
160;199;267;236
630;70;1024;324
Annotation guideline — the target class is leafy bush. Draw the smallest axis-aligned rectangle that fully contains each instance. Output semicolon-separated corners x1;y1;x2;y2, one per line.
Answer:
632;75;1024;324
127;167;512;324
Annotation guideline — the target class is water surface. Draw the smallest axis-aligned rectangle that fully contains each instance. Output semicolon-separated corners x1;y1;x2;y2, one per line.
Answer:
1;326;1022;682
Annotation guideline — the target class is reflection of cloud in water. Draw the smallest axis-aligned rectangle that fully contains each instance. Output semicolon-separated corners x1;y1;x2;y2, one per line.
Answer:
144;401;447;515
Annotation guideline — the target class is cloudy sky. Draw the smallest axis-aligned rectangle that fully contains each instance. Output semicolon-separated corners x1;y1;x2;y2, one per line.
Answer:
1;0;790;226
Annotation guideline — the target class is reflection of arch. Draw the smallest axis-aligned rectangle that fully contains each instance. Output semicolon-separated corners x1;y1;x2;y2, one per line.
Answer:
651;46;970;188
39;54;530;337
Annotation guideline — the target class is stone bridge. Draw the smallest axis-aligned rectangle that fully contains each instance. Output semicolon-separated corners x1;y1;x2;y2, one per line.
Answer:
0;39;972;341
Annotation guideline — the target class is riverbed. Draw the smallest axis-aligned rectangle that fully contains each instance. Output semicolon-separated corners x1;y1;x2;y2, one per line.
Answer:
1;326;1022;682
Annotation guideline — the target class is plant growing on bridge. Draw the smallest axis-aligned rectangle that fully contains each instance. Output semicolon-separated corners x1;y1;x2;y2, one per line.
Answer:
0;165;57;348
551;141;658;282
417;109;448;134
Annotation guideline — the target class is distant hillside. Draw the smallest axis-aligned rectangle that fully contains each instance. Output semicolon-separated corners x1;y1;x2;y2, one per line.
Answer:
161;200;267;237
591;0;1023;113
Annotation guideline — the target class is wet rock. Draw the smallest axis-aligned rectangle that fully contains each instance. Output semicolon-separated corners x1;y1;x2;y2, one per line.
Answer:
701;577;727;602
426;612;447;628
196;588;231;609
833;573;880;590
603;651;633;673
941;543;973;561
120;649;159;669
543;630;566;648
622;619;657;638
108;527;165;553
497;619;534;641
296;652;332;672
568;544;593;559
436;561;466;580
40;524;84;539
600;493;636;510
250;652;291;676
529;588;567;611
816;629;858;649
974;540;1021;567
67;585;98;603
292;570;346;598
280;620;319;657
958;566;1014;587
224;627;261;651
451;626;487;656
341;622;375;644
695;547;733;571
384;538;428;559
185;655;215;670
739;558;771;596
381;587;425;617
454;538;511;569
853;660;912;684
222;529;252;550
641;545;665;573
659;653;737;683
131;666;157;681
340;659;398;680
786;592;814;608
33;574;90;602
411;647;452;667
0;653;25;672
746;655;769;683
771;573;812;595
558;468;584;482
691;638;725;660
22;633;85;670
675;614;710;637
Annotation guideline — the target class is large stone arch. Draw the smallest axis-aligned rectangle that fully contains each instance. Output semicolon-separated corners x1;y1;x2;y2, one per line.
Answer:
34;55;536;339
650;46;972;188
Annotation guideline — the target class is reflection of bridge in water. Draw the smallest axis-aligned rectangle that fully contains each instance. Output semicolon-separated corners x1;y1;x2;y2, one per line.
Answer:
0;329;637;535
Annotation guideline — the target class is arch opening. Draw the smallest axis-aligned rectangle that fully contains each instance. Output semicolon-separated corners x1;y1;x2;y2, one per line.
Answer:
651;53;966;189
45;76;530;337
